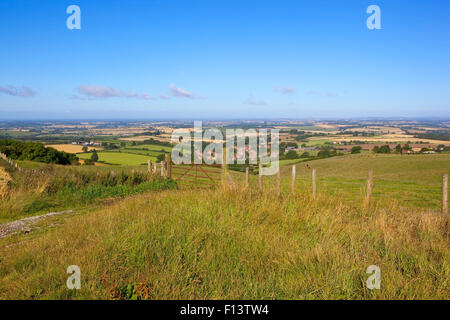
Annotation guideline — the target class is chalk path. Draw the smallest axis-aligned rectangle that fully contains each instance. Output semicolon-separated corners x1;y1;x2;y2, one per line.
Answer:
0;210;73;239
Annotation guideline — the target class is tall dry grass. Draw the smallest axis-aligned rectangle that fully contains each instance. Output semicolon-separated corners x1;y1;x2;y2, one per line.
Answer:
0;163;175;222
0;184;448;299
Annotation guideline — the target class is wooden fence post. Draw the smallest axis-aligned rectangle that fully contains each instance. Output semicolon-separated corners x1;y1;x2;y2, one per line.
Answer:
245;166;249;188
169;154;172;178
148;160;152;174
312;169;316;199
291;165;296;193
154;162;157;173
276;167;281;196
222;147;227;186
160;161;164;177
165;153;172;178
443;174;448;214
365;170;374;205
259;163;263;192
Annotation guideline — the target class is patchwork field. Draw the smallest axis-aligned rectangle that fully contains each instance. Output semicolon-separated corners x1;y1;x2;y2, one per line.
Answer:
119;136;156;142
46;144;103;153
0;150;448;300
119;135;173;142
126;144;172;152
0;119;449;301
316;135;450;145
77;152;154;165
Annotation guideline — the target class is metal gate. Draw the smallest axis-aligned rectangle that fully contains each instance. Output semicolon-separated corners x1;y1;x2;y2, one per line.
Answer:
170;163;222;189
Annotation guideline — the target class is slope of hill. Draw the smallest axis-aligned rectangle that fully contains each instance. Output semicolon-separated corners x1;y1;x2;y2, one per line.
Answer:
0;153;448;299
277;153;450;209
0;187;447;299
0;163;176;223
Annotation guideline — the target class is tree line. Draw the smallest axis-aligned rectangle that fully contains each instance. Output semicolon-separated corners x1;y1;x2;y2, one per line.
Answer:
0;139;78;165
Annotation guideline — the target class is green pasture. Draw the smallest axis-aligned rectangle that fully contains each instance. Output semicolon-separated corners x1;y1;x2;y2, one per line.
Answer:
275;153;450;209
126;144;172;152
77;151;154;166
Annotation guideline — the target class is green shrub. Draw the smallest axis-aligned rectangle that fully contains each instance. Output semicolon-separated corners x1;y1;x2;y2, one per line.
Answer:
0;139;77;165
351;146;362;154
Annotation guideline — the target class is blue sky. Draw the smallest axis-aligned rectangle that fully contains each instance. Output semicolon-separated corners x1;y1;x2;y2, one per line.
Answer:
0;0;449;120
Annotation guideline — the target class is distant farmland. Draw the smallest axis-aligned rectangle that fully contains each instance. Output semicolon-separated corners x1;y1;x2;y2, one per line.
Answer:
77;151;154;165
126;144;172;152
46;144;103;153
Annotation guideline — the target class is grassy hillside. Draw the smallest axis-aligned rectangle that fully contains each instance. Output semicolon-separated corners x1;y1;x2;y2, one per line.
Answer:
0;187;448;299
0;161;175;223
276;153;450;210
282;153;449;183
77;151;155;165
0;153;448;299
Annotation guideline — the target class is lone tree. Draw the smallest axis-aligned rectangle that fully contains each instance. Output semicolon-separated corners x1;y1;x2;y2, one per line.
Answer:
91;150;99;163
300;151;310;158
378;145;391;154
82;145;88;153
373;145;391;154
285;150;300;159
156;153;166;162
351;146;362;154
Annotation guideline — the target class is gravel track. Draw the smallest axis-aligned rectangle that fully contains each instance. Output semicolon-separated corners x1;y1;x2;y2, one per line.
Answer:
0;210;73;239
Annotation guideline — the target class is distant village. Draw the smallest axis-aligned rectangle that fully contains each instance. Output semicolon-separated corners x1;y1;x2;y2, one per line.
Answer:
71;141;101;147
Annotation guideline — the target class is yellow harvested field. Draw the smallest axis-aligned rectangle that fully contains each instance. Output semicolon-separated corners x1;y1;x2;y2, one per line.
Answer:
120;135;172;142
316;123;339;129
90;128;147;135
119;136;156;142
308;135;450;145
77;159;107;166
47;124;97;129
46;144;103;153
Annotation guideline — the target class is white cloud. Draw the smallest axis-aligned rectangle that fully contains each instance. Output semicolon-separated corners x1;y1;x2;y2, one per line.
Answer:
138;93;151;100
76;85;151;100
78;85;122;98
169;84;195;98
275;86;296;94
126;91;138;98
0;85;35;97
